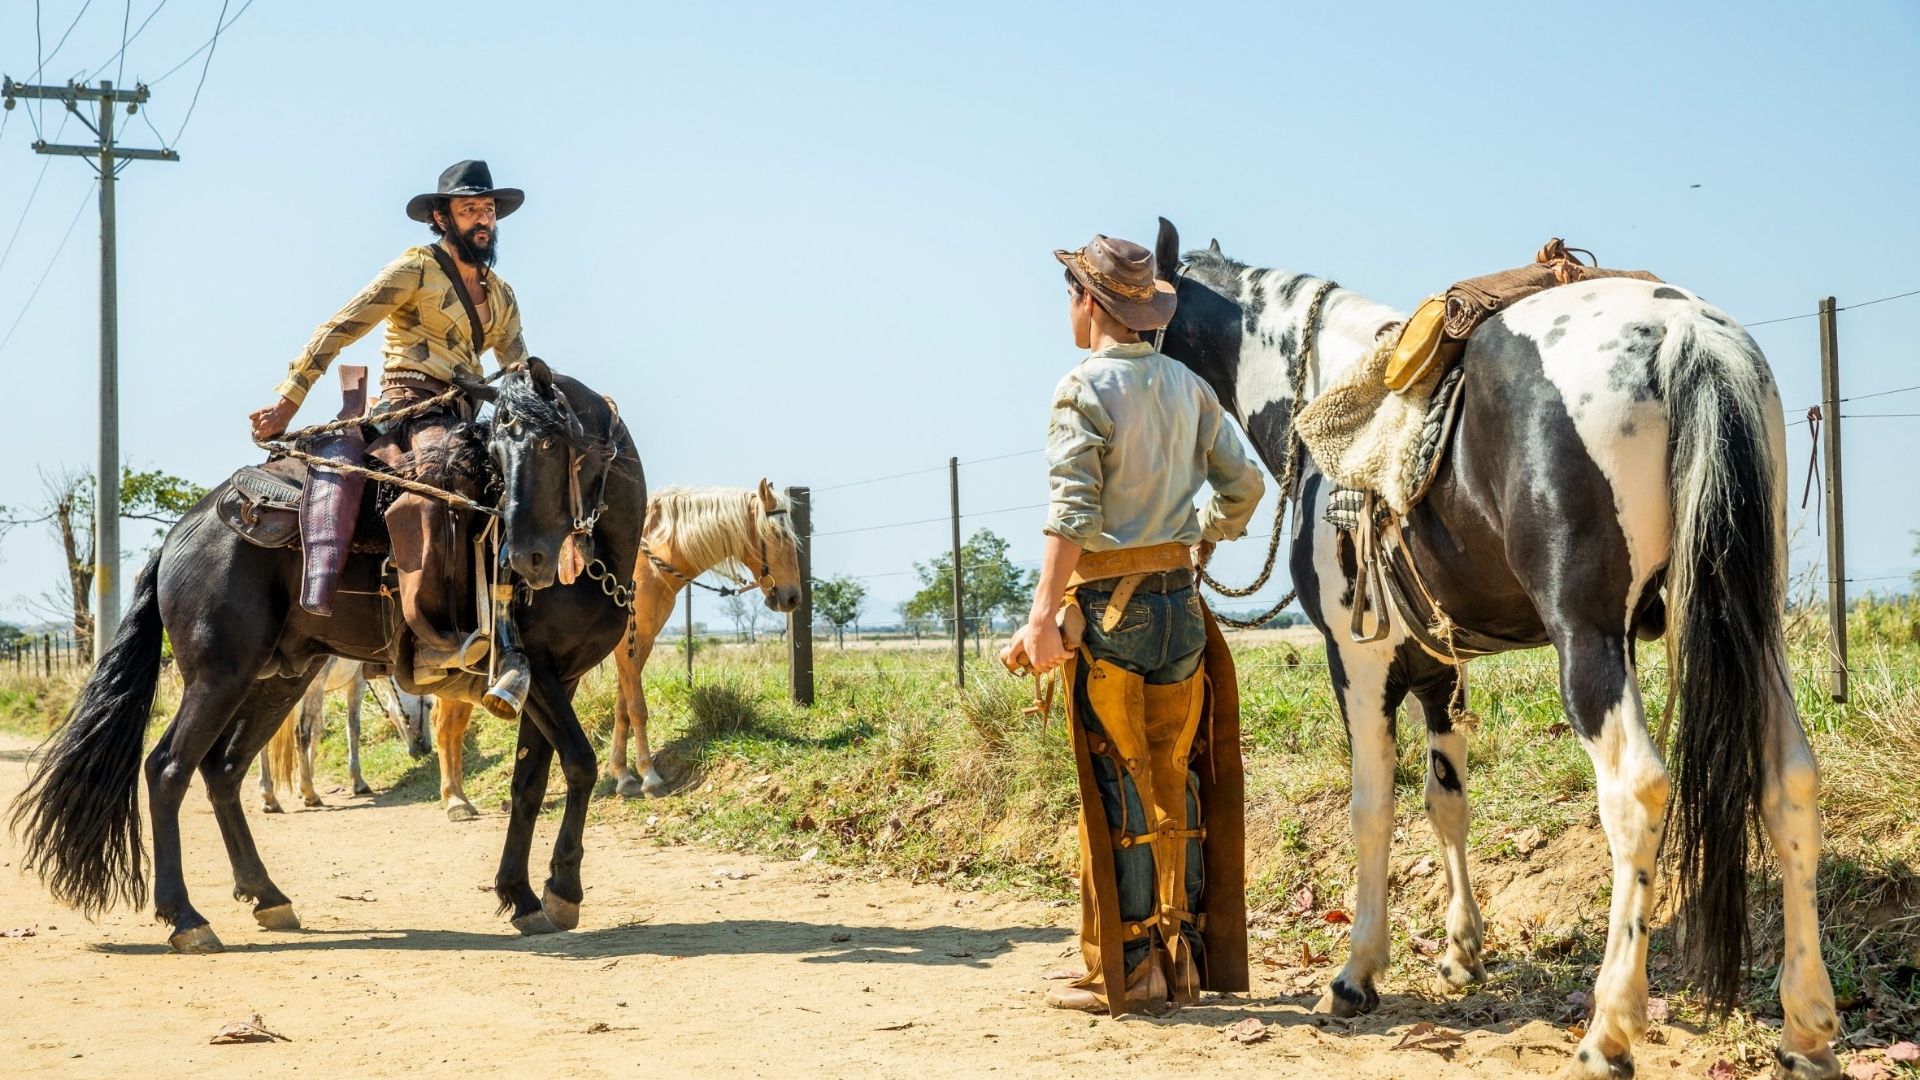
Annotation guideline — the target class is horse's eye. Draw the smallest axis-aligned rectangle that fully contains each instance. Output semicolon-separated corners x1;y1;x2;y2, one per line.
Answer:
540;437;554;450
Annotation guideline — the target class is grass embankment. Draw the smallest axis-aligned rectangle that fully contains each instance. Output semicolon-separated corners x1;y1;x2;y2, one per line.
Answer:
2;599;1916;1066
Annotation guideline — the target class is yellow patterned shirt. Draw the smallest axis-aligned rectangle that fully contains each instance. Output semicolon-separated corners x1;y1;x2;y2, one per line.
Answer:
274;244;528;406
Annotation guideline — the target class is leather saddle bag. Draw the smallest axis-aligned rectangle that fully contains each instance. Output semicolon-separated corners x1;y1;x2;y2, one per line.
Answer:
217;465;303;549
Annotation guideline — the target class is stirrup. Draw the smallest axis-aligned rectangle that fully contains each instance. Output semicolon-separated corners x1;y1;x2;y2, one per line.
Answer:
483;650;531;720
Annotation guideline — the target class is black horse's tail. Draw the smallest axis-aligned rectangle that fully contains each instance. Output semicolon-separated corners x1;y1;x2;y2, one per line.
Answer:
1660;311;1790;1012
9;551;165;917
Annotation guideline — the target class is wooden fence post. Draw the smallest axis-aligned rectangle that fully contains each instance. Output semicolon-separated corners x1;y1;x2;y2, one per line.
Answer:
1819;297;1848;704
949;457;966;690
786;486;814;706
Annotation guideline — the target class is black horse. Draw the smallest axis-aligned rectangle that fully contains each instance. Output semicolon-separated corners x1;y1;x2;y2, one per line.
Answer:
1151;220;1840;1080
11;359;643;951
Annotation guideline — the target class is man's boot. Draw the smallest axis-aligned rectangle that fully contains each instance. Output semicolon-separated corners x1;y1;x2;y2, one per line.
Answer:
1045;953;1168;1013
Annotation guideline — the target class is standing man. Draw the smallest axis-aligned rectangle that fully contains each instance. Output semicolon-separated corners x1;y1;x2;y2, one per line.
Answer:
1001;235;1264;1015
248;160;529;699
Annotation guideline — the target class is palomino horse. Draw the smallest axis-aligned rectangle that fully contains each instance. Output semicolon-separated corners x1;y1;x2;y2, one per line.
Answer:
425;481;802;817
1152;220;1839;1080
256;655;430;813
11;360;644;949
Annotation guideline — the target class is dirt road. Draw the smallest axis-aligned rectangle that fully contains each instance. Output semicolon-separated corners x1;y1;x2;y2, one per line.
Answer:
0;733;1721;1079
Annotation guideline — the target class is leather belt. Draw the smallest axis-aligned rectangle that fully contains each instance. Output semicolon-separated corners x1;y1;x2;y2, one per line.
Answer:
1078;568;1193;597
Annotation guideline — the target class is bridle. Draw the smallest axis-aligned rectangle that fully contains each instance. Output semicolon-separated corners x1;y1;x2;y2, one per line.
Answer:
639;493;788;600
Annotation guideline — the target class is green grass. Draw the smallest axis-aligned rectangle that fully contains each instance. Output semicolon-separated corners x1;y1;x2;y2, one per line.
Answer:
2;597;1916;1059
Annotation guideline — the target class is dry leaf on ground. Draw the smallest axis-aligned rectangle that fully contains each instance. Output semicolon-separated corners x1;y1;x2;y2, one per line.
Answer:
1393;1022;1465;1054
1886;1043;1919;1062
335;891;376;902
1409;934;1442;956
1225;1018;1269;1044
1298;942;1329;966
2;927;36;938
1844;1058;1896;1080
1704;1062;1737;1080
714;868;755;881
210;1014;290;1044
1288;884;1317;918
1646;997;1669;1022
1405;856;1437;879
1323;909;1351;925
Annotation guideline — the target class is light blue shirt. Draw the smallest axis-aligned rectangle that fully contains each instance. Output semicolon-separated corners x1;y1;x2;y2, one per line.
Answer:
1043;342;1265;552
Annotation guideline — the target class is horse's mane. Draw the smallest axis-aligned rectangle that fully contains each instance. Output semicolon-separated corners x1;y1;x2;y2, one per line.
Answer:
645;485;795;577
494;372;608;455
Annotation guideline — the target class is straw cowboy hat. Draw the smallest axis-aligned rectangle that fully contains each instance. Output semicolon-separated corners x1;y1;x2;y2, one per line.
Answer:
1055;234;1177;331
405;159;525;223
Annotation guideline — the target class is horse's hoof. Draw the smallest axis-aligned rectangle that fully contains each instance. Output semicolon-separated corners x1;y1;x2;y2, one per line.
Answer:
614;775;646;799
541;889;580;932
447;801;479;823
1437;956;1487;989
511;910;561;936
352;782;373;796
1560;1045;1635;1079
169;924;226;954
1773;1045;1842;1080
640;772;670;798
254;903;301;931
1315;978;1378;1018
261;801;283;815
302;796;324;808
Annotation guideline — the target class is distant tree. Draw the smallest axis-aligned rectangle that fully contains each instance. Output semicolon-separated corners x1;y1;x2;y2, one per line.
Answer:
721;593;755;642
1;466;210;656
1911;531;1919;594
904;529;1037;633
898;600;934;641
812;575;867;648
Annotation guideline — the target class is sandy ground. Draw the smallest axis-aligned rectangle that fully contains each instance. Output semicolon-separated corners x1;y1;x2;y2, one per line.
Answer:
0;732;1724;1079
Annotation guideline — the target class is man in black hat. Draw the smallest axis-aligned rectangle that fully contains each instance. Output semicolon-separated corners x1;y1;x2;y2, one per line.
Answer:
248;160;530;695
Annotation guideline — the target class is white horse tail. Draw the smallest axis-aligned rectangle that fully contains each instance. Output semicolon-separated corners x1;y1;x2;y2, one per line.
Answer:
1659;305;1789;1012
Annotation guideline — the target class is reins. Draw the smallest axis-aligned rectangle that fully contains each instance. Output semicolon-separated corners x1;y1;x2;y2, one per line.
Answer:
1172;276;1338;630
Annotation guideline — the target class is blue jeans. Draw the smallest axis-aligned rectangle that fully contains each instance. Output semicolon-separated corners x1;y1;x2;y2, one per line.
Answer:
1074;584;1207;971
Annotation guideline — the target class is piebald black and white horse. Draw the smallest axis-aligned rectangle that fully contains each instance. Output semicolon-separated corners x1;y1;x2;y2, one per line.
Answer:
1153;220;1838;1080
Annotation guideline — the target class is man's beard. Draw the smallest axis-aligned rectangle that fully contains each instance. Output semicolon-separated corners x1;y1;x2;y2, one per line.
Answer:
448;221;499;268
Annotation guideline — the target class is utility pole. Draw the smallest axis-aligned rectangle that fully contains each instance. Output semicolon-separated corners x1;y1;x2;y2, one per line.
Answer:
3;78;178;658
1817;297;1847;704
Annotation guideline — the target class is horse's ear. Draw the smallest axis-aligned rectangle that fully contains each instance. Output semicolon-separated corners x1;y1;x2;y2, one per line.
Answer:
758;477;778;511
527;356;556;399
1155;217;1180;282
453;373;497;404
1208;238;1221;254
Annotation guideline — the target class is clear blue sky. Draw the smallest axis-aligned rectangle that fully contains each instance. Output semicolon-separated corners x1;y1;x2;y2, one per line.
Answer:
2;1;1916;633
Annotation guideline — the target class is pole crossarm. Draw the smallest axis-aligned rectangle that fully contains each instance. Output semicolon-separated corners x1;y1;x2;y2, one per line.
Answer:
3;77;151;104
35;142;179;161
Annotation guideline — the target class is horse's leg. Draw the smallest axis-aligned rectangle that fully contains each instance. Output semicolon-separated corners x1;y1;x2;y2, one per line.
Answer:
1411;666;1487;988
1319;638;1407;1018
346;672;371;795
256;741;282;814
611;596;669;798
1558;631;1667;1080
435;698;478;821
495;713;556;931
144;676;258;952
296;679;324;807
523;669;596;931
199;674;314;931
1760;700;1841;1079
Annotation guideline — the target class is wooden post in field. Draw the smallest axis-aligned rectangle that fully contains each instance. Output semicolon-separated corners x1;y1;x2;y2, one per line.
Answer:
949;457;966;690
684;589;694;685
42;633;51;678
1818;297;1848;704
786;486;814;706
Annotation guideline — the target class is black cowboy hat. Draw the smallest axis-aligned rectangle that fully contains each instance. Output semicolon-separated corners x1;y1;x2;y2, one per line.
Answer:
405;159;525;223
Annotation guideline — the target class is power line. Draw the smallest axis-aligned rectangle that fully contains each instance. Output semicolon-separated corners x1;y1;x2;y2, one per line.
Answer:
149;0;255;85
0;180;98;357
89;0;168;81
1842;383;1919;404
1845;413;1920;420
114;0;132;85
0;112;73;279
168;0;229;145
